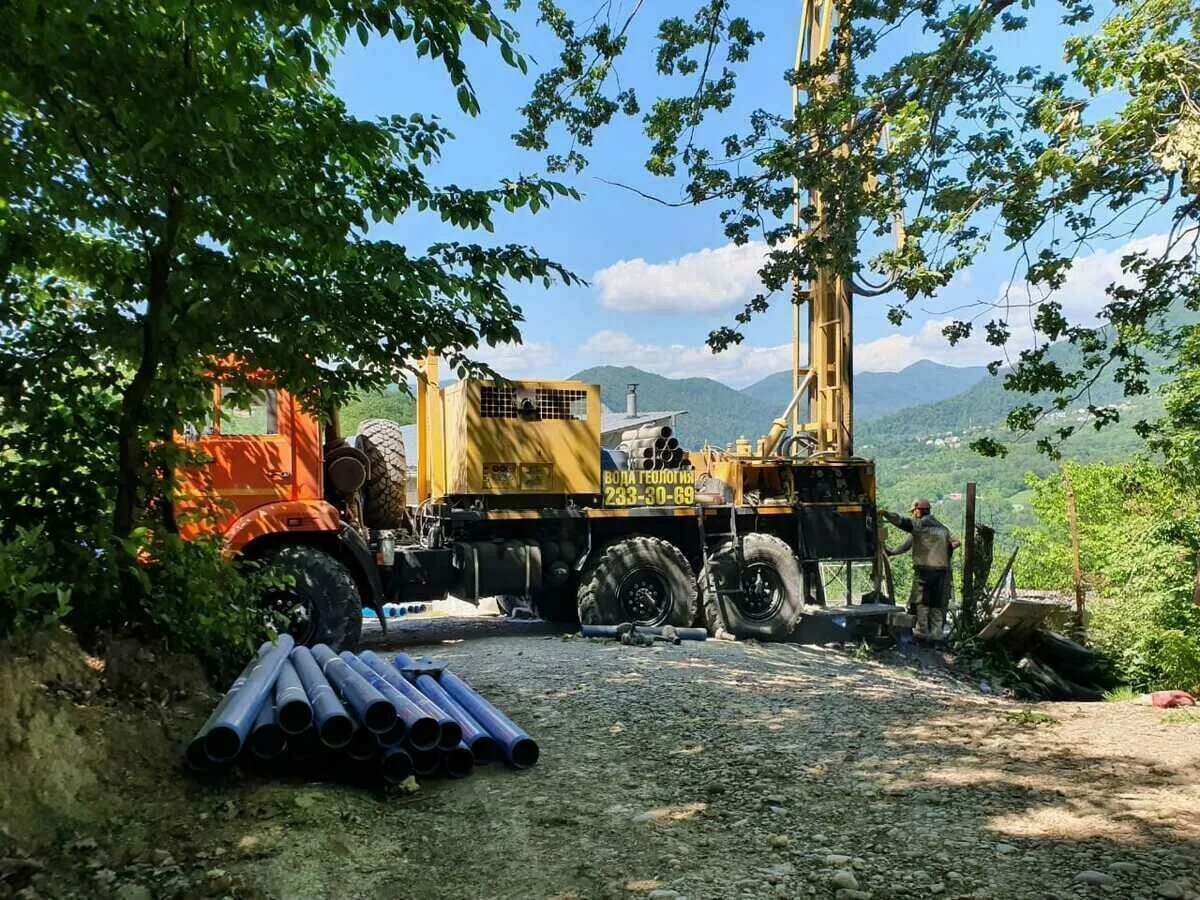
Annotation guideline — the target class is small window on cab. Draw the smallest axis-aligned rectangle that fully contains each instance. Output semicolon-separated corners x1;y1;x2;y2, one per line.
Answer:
217;387;279;436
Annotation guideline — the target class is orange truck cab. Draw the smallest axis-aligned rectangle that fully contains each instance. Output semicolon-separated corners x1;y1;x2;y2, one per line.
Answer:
179;384;389;648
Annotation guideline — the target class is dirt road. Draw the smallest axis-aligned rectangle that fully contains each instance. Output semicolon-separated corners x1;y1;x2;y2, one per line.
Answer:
4;621;1199;899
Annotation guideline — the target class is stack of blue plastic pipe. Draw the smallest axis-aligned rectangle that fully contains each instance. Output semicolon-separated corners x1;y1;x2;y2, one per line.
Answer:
186;638;539;786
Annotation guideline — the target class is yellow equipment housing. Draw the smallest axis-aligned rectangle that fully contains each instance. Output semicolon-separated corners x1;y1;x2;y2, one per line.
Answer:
417;355;602;502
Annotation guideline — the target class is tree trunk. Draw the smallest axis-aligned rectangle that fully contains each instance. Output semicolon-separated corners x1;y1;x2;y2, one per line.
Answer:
113;184;183;540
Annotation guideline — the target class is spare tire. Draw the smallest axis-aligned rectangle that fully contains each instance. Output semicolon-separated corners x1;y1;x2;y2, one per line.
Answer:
355;418;408;529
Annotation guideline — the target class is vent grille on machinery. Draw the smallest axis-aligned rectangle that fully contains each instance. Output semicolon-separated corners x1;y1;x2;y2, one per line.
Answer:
480;386;588;421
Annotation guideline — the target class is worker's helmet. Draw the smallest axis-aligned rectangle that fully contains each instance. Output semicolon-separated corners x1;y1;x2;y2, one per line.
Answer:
911;498;932;513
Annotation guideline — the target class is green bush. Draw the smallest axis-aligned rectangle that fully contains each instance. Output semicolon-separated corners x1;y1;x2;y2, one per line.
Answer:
1015;460;1200;693
0;525;73;635
131;531;287;680
1088;590;1200;694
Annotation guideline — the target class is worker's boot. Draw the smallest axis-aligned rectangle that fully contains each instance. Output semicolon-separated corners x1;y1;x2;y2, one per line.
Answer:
927;607;946;643
913;605;930;641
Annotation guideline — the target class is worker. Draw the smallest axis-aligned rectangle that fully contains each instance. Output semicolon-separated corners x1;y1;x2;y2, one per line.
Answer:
881;499;960;642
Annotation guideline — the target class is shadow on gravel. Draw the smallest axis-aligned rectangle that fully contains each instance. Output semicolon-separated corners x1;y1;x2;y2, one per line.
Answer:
362;613;561;649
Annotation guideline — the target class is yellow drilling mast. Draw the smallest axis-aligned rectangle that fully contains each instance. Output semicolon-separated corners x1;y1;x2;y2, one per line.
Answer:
792;0;854;458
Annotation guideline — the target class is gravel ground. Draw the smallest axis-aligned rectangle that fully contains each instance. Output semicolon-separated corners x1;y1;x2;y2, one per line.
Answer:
7;618;1199;900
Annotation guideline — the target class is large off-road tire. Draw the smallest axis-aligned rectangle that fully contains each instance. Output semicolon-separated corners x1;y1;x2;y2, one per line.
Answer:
264;545;363;650
702;533;803;641
356;418;408;529
576;536;698;627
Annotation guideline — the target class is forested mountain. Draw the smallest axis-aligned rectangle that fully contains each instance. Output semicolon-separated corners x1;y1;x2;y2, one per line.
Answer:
571;360;988;447
743;360;987;421
570;365;776;448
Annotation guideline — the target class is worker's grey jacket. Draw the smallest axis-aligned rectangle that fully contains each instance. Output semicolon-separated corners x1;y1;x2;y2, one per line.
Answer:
882;511;955;569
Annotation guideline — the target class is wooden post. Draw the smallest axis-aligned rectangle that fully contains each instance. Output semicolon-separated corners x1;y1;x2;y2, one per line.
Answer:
1062;464;1085;622
962;482;977;622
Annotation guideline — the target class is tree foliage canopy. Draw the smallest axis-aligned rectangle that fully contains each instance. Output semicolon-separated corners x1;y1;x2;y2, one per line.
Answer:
520;0;1200;455
1;0;580;541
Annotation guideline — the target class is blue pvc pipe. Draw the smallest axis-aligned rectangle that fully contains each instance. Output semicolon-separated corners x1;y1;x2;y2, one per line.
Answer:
339;651;427;748
290;646;354;749
395;652;539;769
359;650;461;750
345;724;379;762
406;744;440;776
204;635;295;763
186;644;269;770
442;742;475;779
409;666;498;765
250;700;287;760
311;644;397;735
380;745;414;784
274;658;313;735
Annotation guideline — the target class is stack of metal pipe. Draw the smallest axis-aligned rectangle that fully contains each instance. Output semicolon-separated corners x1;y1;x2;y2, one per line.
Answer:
615;423;690;471
186;636;539;786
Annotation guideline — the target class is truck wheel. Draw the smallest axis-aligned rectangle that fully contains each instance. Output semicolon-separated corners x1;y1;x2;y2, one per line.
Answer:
264;545;363;649
577;536;698;627
702;534;803;641
356;418;407;529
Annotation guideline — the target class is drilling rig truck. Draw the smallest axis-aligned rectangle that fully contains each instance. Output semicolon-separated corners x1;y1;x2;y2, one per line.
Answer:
180;0;906;649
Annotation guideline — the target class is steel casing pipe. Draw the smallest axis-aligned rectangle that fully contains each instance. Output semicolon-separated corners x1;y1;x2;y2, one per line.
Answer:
249;700;287;760
407;664;498;764
580;624;708;641
186;645;268;770
442;743;475;779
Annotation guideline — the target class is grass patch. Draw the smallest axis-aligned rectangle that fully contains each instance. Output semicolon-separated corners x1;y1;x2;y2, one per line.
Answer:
1103;685;1138;702
1162;710;1200;725
1001;708;1057;727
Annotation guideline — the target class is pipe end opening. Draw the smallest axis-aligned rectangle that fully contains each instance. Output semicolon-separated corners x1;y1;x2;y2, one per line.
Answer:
509;737;540;769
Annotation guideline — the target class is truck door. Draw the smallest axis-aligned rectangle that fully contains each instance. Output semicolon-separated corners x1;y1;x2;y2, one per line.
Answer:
180;386;296;534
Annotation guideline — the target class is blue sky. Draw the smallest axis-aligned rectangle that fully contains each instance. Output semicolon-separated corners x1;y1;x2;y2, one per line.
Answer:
331;1;1160;388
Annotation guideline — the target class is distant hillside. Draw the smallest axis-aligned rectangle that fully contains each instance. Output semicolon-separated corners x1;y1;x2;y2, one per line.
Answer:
858;341;1173;448
339;387;415;436
569;365;777;448
743;360;988;422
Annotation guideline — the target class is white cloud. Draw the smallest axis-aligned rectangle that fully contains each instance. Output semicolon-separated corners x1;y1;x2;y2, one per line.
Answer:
578;330;794;387
593;241;768;313
856;233;1174;371
439;341;558;381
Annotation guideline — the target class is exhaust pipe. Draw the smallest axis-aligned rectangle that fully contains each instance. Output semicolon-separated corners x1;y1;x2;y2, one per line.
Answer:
290;646;354;749
394;653;539;769
204;635;295;763
358;650;460;750
310;644;397;735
